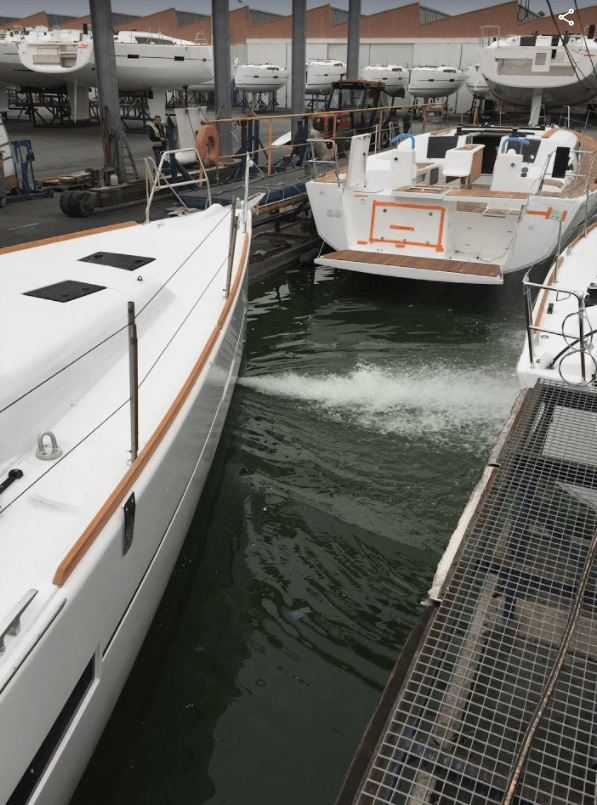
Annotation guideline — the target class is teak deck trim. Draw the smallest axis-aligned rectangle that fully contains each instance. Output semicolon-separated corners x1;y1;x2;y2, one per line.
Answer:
52;231;250;587
323;249;501;277
0;221;138;255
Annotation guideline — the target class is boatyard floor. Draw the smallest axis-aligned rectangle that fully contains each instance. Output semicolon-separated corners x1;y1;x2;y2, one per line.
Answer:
0;116;320;282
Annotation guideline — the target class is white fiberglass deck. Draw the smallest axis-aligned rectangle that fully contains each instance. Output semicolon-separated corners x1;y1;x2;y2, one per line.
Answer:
0;205;240;641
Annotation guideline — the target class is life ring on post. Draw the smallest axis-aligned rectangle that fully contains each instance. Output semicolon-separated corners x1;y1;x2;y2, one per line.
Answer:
196;124;220;167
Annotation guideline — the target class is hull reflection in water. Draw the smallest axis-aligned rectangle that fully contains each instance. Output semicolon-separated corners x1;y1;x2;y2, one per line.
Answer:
71;266;525;805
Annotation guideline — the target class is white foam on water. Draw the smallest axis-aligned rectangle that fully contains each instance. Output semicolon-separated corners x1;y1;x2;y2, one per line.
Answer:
240;363;520;450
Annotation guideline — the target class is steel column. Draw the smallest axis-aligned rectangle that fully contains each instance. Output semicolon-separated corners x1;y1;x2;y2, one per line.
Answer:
89;0;127;182
291;0;307;144
211;0;232;156
347;0;361;80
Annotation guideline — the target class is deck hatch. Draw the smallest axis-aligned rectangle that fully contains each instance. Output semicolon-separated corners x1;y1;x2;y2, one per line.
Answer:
79;252;155;270
24;280;106;302
354;379;597;805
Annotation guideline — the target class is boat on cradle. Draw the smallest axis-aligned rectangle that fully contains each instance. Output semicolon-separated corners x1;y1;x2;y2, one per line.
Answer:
359;64;407;97
193;58;346;98
233;62;289;94
480;33;597;122
407;65;466;101
306;124;597;284
0;26;214;93
0;152;257;805
305;59;347;93
517;220;597;388
464;63;490;99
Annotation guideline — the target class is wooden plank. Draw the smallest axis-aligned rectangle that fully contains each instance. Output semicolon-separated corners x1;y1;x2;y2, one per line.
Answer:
0;221;138;256
445;187;528;199
319;166;348;182
324;249;501;277
457;202;487;212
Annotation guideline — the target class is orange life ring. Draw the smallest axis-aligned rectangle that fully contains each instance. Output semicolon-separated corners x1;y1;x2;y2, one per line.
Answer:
196;124;220;167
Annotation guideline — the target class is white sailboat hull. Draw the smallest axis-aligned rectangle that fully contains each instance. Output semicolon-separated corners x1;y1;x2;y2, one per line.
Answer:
360;65;407;97
305;60;346;93
1;31;213;92
234;63;289;94
408;67;465;100
0;204;250;804
480;36;597;108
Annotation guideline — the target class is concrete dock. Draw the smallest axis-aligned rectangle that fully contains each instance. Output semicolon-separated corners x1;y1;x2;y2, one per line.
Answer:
338;378;597;805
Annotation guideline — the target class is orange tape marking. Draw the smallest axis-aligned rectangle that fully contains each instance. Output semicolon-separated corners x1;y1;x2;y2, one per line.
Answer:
369;200;445;252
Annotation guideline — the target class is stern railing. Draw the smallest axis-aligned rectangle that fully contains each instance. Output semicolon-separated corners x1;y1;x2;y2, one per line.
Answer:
522;271;594;383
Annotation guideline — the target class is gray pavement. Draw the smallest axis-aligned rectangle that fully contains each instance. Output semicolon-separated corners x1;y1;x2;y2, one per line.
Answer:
0;109;319;283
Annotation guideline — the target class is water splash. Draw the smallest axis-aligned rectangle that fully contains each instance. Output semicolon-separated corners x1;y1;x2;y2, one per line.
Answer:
240;363;519;449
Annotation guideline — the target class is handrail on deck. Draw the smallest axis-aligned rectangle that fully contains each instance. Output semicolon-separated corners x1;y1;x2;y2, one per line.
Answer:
307;138;342;183
144;147;211;222
523;271;592;383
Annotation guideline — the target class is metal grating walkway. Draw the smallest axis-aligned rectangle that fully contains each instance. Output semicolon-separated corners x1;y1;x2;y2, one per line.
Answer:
356;379;597;805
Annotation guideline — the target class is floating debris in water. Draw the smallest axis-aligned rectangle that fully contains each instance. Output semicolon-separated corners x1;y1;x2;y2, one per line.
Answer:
290;606;311;620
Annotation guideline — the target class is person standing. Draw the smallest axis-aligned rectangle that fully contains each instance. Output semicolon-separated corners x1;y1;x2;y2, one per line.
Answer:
147;115;167;165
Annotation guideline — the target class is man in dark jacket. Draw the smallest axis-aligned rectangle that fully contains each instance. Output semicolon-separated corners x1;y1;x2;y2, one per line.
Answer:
147;115;167;165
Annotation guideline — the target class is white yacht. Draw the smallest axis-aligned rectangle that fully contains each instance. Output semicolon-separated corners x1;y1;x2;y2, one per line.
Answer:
480;33;597;114
0;155;256;805
0;26;214;94
233;62;289;94
360;64;407;97
305;59;346;93
306;124;597;285
407;65;466;101
465;63;490;99
518;221;597;388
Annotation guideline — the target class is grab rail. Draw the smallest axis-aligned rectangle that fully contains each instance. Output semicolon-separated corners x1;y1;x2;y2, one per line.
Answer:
392;133;415;148
522;271;590;383
144;147;211;223
307;138;342;185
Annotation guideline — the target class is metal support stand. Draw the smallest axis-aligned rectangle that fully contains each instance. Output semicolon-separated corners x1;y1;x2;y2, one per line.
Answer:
230;118;265;181
6;140;53;202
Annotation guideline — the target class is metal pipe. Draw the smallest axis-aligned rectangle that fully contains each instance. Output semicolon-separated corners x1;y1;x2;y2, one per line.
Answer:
211;0;232;157
128;302;139;463
580;308;587;381
347;0;361;79
226;198;238;297
523;275;536;367
556;215;563;268
291;0;307;145
89;0;127;182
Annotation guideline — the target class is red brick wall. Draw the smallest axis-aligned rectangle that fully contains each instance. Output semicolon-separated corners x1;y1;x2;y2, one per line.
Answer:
8;4;597;42
0;12;50;30
59;15;91;30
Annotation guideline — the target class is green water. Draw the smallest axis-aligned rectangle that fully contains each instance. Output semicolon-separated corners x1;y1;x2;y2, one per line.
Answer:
72;266;527;804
